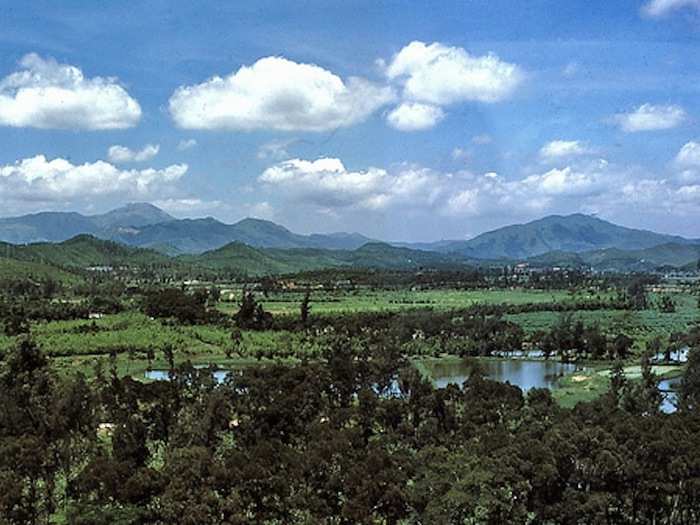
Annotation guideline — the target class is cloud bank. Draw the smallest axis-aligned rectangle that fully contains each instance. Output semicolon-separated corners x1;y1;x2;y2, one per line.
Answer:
0;155;186;204
257;155;700;229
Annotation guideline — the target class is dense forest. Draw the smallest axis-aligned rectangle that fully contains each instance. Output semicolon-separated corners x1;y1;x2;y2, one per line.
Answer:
0;330;699;524
0;266;698;523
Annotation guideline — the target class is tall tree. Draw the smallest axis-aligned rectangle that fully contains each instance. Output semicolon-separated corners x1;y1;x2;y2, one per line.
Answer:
300;290;311;325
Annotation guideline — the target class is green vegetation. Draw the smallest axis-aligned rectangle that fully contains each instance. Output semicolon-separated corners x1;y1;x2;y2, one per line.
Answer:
0;256;81;284
506;292;698;345
2;235;172;269
1;255;699;523
2;334;700;524
218;287;604;315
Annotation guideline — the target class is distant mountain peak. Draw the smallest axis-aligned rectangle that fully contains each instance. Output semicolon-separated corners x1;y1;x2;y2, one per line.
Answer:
414;213;695;260
120;202;164;211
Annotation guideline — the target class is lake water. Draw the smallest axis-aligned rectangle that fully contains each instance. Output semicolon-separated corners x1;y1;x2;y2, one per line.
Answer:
659;376;682;414
144;369;231;382
145;359;580;392
145;361;681;412
425;359;580;391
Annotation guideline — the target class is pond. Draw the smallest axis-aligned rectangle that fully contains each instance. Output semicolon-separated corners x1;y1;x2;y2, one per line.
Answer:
659;376;682;414
145;360;680;410
145;359;580;393
424;359;580;391
145;369;231;382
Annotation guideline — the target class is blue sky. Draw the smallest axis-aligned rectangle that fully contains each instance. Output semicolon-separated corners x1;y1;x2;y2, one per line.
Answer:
0;0;699;241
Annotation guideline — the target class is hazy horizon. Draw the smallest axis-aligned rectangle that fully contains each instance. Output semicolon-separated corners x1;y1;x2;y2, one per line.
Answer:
1;1;699;241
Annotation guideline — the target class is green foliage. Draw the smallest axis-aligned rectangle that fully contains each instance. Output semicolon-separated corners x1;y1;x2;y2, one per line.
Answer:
658;294;676;313
4;235;172;269
0;339;693;524
233;290;272;330
0;256;81;284
143;288;209;324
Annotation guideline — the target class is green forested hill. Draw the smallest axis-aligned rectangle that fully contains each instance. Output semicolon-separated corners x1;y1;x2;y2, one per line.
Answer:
527;243;700;271
183;241;469;276
2;233;698;280
0;256;82;283
0;235;172;269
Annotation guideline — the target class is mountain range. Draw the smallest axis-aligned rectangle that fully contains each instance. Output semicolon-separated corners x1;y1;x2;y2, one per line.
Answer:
0;203;174;244
0;203;698;274
0;203;374;254
406;213;696;259
0;236;467;279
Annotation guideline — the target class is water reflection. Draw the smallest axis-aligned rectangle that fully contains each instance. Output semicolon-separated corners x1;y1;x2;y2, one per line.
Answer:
144;361;683;414
145;369;231;382
659;376;682;414
425;359;580;391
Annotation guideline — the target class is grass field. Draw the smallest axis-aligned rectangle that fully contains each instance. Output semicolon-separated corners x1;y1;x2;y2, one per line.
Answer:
506;292;699;347
2;286;696;405
0;311;324;378
553;364;684;408
217;287;610;315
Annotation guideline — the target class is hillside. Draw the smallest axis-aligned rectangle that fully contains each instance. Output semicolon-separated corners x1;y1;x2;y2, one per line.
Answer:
186;241;470;276
527;243;700;271
0;256;82;284
180;243;349;275
1;235;173;269
424;214;695;259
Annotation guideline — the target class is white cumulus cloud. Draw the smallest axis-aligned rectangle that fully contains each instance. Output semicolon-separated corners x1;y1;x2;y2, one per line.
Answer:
0;155;186;203
539;140;591;160
153;198;223;215
675;141;700;166
107;144;160;163
259;157;443;210
0;53;141;130
169;56;394;132
521;163;608;197
386;102;444;131
384;41;524;105
612;103;686;132
642;0;700;17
